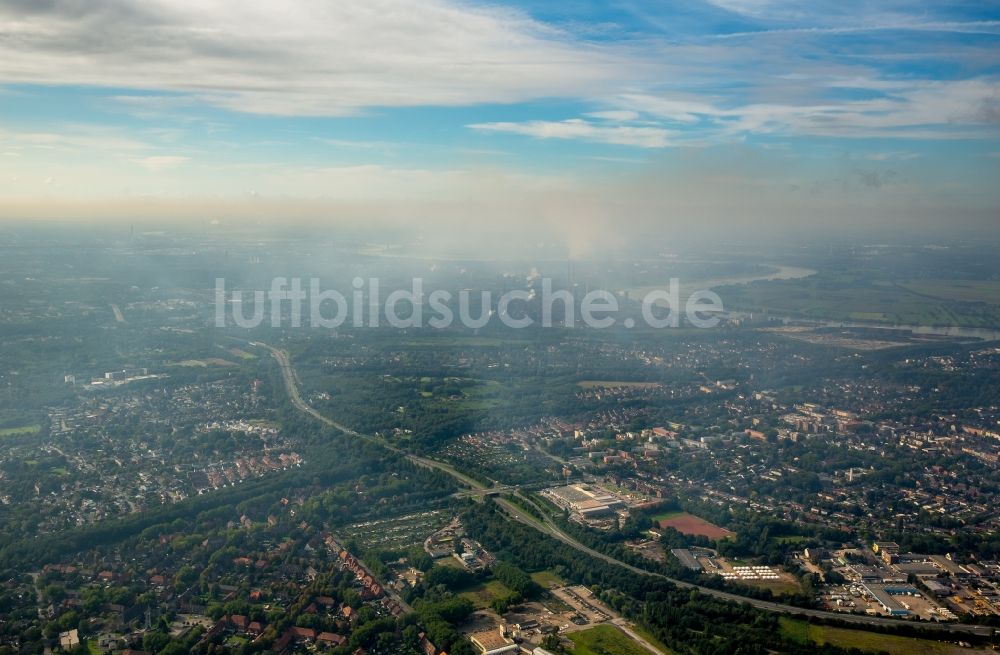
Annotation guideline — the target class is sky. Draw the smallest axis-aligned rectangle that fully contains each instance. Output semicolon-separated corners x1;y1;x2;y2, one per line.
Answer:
0;0;998;246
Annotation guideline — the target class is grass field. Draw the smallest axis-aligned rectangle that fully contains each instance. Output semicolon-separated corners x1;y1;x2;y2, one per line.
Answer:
650;510;684;522
530;570;564;588
460;580;516;609
900;279;1000;304
228;347;257;360
569;625;658;655
746;577;802;596
174;358;237;367
576;381;661;389
719;274;1000;328
0;424;41;437
435;556;469;570
399;336;533;348
779;617;991;654
629;625;675;655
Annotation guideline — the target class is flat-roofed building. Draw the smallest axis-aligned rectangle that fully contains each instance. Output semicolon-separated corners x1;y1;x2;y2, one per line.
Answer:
671;549;703;571
895;561;940;576
923;580;950;596
59;629;80;649
469;629;518;655
862;583;918;616
542;484;624;517
872;541;900;555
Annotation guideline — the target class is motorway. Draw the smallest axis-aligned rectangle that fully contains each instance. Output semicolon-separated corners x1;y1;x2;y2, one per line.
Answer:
259;341;491;489
260;343;362;437
258;341;996;640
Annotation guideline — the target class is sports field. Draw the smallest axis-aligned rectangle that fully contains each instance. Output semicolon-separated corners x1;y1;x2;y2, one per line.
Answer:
654;511;733;539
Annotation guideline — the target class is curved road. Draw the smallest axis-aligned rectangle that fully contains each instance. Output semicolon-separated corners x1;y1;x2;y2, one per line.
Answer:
257;340;996;640
261;343;362;436
260;341;495;489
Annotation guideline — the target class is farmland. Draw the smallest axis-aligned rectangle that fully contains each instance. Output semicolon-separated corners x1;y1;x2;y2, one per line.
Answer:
717;273;1000;328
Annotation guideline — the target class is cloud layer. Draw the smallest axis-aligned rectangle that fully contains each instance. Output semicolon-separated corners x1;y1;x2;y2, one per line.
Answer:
0;0;642;116
0;0;997;239
468;119;672;148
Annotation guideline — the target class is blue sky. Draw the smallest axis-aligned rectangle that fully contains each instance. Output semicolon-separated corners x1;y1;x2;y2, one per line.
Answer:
0;0;997;238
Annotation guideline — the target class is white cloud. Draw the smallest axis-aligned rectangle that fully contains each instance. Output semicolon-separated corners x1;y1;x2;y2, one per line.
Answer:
472;76;997;150
0;126;151;153
617;78;1000;139
617;95;719;125
0;0;645;116
584;110;641;122
713;19;1000;39
0;0;993;144
133;155;189;171
704;0;789;18
468;119;671;148
729;80;999;137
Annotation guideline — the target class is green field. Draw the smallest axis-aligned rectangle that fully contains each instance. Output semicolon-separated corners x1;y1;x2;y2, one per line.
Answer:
650;510;684;522
435;556;469;570
569;625;658;655
779;617;991;655
0;424;41;437
530;570;564;588
398;336;533;348
718;274;1000;328
577;381;661;389
746;576;802;596
460;580;516;609
900;279;1000;304
628;625;675;655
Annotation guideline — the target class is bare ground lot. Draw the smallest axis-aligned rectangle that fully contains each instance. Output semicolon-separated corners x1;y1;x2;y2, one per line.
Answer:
655;512;734;539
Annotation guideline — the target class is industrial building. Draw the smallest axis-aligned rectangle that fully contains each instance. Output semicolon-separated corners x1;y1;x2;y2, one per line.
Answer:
670;549;703;572
469;629;518;655
861;583;920;616
542;484;624;518
923;579;951;597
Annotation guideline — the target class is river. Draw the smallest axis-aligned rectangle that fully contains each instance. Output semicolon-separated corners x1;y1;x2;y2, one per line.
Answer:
633;263;1000;340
